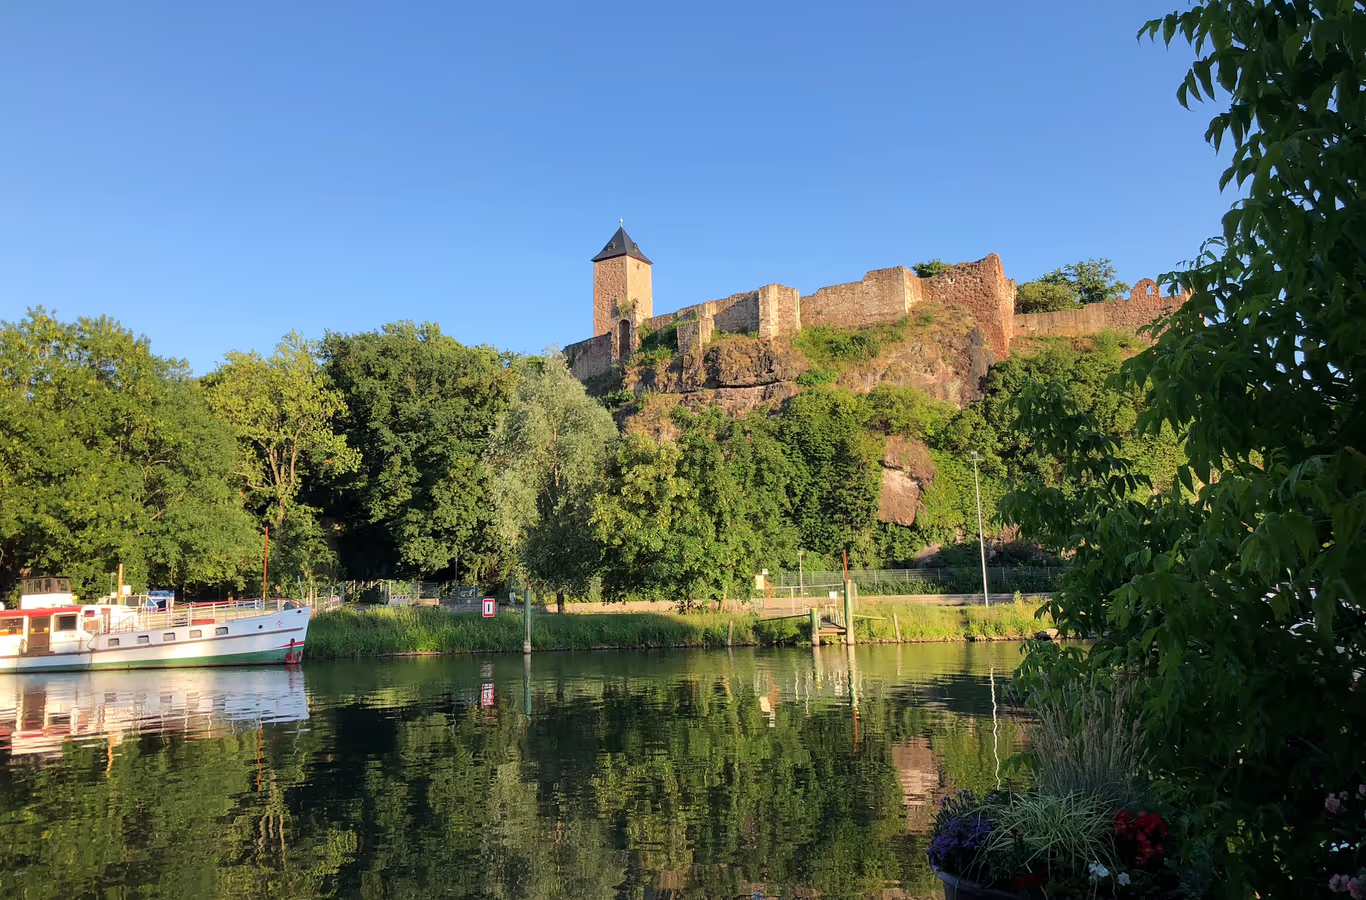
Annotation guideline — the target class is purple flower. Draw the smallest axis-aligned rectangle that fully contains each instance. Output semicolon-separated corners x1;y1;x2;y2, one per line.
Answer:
1326;794;1345;814
1330;874;1352;894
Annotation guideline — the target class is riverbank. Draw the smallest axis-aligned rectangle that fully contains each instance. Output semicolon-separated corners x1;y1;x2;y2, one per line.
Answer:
304;600;1050;659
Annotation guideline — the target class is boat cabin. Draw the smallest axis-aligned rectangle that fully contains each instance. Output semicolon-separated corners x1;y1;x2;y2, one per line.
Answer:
19;577;74;610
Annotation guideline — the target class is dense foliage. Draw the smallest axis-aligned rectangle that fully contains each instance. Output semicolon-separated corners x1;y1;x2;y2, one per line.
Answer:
0;310;258;598
1015;259;1131;314
486;353;617;610
320;322;514;583
1004;2;1366;897
1;306;1180;605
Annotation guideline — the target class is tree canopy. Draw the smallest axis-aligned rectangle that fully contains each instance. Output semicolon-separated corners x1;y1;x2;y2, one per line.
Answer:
322;322;514;581
0;309;258;599
485;353;618;609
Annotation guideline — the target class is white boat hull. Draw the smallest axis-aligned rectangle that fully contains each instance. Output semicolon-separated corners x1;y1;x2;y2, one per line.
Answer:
0;606;311;673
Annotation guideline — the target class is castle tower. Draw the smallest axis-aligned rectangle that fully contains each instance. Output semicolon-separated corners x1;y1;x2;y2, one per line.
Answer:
592;226;653;359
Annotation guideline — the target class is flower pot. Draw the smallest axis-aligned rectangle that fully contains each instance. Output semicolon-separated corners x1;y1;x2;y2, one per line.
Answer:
932;868;1028;900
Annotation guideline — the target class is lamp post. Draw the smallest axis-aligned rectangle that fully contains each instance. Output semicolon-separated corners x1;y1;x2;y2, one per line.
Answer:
971;451;990;608
798;550;804;595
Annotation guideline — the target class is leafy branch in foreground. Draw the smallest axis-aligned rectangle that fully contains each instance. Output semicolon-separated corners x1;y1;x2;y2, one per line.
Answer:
1004;3;1366;897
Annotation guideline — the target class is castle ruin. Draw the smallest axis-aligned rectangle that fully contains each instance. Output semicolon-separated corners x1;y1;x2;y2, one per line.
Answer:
565;226;1189;383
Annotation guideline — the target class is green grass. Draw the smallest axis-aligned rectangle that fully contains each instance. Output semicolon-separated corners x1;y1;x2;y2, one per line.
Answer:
846;600;1050;643
305;599;1050;659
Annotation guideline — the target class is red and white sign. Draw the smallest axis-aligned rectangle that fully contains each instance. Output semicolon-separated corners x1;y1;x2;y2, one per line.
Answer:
481;683;494;707
481;598;495;618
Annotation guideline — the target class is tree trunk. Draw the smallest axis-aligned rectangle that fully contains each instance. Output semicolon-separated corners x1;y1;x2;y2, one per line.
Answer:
556;591;565;614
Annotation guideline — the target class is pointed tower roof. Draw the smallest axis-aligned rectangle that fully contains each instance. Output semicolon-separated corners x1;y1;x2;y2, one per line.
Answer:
592;226;652;264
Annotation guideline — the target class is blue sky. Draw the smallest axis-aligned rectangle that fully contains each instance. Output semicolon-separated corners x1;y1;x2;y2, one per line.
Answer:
0;2;1226;373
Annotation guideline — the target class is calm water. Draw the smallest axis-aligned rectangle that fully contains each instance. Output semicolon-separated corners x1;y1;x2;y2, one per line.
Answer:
0;644;1029;900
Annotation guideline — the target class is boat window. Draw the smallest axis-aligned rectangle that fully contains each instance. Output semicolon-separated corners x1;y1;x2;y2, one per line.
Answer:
215;626;228;636
0;618;21;636
163;632;176;642
137;635;149;645
108;638;120;648
55;614;77;632
29;618;50;635
189;629;202;639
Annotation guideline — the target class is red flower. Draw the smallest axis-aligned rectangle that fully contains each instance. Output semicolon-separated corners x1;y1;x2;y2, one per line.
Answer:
1114;810;1168;868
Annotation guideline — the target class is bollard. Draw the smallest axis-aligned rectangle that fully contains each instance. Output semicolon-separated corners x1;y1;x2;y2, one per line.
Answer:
810;607;820;646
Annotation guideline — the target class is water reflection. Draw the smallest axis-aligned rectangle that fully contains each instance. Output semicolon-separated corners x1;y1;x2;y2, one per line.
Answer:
0;644;1029;900
0;667;308;759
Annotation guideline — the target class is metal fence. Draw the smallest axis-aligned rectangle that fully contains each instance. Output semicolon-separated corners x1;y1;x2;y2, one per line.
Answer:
770;566;1065;596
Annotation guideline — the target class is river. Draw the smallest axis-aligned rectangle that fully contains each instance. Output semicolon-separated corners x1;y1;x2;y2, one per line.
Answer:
0;643;1030;899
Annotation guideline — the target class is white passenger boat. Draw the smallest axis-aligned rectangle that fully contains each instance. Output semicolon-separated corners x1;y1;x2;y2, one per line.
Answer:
0;577;311;672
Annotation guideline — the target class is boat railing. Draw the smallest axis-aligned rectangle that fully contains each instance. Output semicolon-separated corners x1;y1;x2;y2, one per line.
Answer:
105;599;300;634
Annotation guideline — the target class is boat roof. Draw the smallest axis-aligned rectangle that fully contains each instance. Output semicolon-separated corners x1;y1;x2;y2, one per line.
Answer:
1;606;105;617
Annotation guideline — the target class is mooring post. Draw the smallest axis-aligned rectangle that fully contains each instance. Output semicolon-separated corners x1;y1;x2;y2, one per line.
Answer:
843;579;855;646
727;619;734;648
523;580;532;654
810;606;820;646
523;651;532;717
893;612;902;643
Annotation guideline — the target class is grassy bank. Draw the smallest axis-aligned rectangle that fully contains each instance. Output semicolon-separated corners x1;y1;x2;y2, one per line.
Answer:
305;600;1050;660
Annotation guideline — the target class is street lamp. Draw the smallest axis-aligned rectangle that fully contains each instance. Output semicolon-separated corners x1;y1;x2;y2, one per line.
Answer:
798;550;804;595
971;451;990;608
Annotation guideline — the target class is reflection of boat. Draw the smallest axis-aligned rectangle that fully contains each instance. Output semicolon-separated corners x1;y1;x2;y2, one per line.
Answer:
0;667;310;759
0;577;311;672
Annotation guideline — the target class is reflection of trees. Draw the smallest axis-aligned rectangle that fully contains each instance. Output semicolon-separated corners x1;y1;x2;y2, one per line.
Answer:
0;662;1027;899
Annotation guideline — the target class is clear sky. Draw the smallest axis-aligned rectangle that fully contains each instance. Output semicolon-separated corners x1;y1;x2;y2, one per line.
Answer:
0;2;1226;373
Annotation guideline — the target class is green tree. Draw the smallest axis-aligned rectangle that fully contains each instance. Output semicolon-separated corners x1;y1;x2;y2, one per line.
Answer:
592;406;796;609
912;259;950;278
204;332;358;530
1005;4;1366;896
1039;259;1130;305
322;322;514;581
0;309;257;598
1015;280;1081;314
777;387;882;563
485;353;618;612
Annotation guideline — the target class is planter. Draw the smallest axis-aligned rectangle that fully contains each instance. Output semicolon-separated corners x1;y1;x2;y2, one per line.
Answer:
932;868;1028;900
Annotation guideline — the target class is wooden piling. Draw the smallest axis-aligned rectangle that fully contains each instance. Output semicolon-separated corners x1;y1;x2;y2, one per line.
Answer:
727;619;734;648
893;613;902;643
843;579;855;646
810;607;820;646
523;582;532;654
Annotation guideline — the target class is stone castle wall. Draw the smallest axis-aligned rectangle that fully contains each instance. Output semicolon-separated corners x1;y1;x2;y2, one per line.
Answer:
800;266;919;332
1012;278;1190;340
920;254;1016;357
567;252;1187;383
